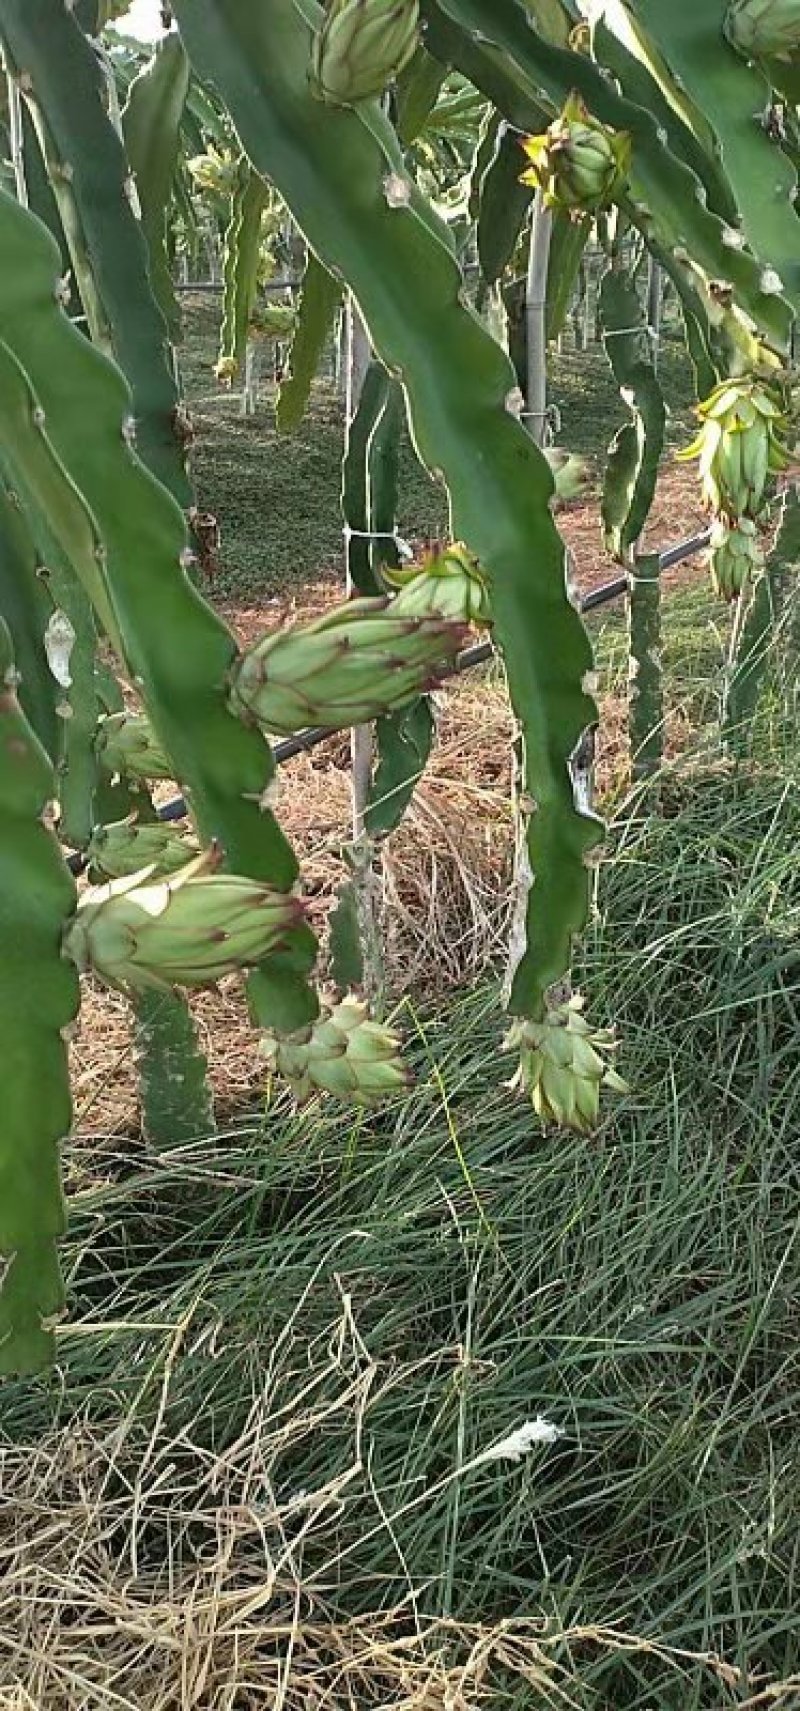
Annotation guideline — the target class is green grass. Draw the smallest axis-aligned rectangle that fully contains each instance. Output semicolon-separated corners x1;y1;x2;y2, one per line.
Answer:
5;753;800;1707
179;293;449;599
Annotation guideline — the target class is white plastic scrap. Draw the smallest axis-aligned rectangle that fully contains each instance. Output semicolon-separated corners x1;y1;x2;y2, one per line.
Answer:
475;1417;564;1466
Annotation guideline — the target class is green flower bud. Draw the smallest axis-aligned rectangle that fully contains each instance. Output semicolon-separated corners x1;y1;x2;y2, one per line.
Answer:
311;0;419;106
87;817;199;881
724;0;800;60
64;850;305;994
520;93;631;219
96;711;174;783
708;517;764;601
248;303;297;340
385;542;491;626
228;597;467;736
261;995;412;1106
504;994;626;1135
545;446;592;505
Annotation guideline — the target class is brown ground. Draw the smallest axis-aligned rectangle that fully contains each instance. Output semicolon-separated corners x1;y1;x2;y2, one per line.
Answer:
71;467;706;1139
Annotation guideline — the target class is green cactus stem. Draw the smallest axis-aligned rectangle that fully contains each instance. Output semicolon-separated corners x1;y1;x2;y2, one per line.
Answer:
277;250;343;432
476;119;536;286
632;0;800;317
122;31;191;340
0;479;59;762
133;986;215;1150
216;159;269;381
600;268;666;560
0;618;78;1374
627;551;663;782
724;485;800;750
0;0;191;502
0;187;318;1029
419;0;794;351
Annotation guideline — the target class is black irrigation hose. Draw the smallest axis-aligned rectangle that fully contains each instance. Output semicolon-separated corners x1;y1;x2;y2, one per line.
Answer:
658;529;711;571
65;528;711;877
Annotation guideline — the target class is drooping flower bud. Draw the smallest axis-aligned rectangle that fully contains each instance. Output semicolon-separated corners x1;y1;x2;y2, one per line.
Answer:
520;93;631;219
708;516;764;601
261;995;412;1106
504;994;627;1135
677;375;790;522
311;0;420;106
228;598;467;736
87;816;199;881
64;850;305;994
724;0;800;61
385;542;491;626
96;712;173;782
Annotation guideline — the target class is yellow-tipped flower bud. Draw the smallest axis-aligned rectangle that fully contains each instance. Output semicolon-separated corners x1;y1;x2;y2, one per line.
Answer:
677;375;790;522
311;0;419;106
708;516;764;601
504;994;627;1135
520;93;631;219
385;542;491;626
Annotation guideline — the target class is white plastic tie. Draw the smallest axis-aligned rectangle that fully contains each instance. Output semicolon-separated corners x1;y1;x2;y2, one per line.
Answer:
343;526;414;560
605;322;658;342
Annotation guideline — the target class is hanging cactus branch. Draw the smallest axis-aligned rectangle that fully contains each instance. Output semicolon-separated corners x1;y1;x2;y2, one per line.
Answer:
0;0;191;502
172;0;601;1026
0;185;319;1029
0;617;78;1375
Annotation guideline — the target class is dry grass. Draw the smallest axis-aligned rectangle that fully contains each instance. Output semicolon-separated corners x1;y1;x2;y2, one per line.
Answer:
3;1299;797;1710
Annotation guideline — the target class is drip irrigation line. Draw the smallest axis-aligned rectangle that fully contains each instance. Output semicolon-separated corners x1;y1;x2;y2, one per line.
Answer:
64;527;711;876
659;529;710;570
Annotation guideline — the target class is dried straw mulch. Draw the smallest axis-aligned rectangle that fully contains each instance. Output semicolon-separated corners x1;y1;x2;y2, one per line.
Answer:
2;1301;794;1710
